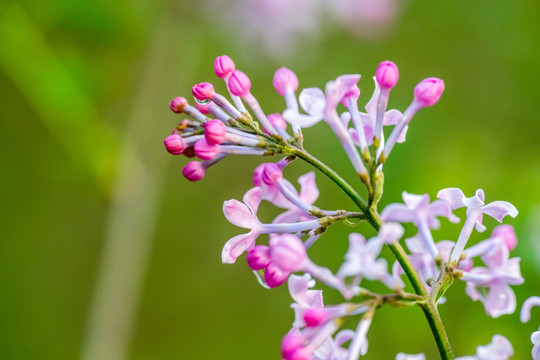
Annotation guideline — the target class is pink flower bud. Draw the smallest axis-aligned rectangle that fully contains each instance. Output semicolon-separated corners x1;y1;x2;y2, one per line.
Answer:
287;347;311;360
192;82;215;102
169;97;188;113
492;224;517;251
163;134;185;155
214;55;235;79
193;139;219;160
195;101;211;115
182;161;206;181
203;120;227;145
269;234;307;272
460;258;474;272
246;245;271;270
252;164;265;187
267;113;288;133
273;67;299;96
414;77;444;107
281;333;304;360
376;60;399;90
261;163;283;186
228;70;251;97
340;84;360;106
303;308;329;327
264;262;290;288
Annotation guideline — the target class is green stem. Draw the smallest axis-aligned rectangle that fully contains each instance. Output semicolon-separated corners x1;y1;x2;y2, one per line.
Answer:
293;147;454;359
291;149;380;229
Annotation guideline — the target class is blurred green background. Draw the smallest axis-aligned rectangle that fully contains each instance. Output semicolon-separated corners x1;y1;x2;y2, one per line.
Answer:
1;0;539;359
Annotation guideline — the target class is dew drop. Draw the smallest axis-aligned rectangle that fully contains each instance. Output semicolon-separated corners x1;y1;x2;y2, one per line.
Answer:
253;270;270;289
194;98;210;105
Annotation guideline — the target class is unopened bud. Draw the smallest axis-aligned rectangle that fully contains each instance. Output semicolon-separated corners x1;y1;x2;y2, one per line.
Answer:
169;97;188;113
182;161;206;181
192;82;215;101
492;224;517;251
164;134;185;155
214;55;235;79
303;308;329;327
264;262;290;288
273;67;299;96
228;70;251;97
375;60;399;90
246;245;271;270
414;77;444;107
203;120;226;145
261;163;283;186
269;234;307;272
193;139;219;160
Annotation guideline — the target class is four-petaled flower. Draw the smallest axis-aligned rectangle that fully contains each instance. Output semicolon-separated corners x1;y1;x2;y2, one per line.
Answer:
381;191;459;258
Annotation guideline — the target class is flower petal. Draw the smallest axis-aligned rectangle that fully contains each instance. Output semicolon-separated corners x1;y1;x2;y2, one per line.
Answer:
485;283;516;318
381;203;416;223
520;296;540;323
364;78;380;115
288;273;315;305
382;109;402;126
298;87;326;116
243;187;263;215
437;187;466;210
482;201;518;222
282;109;323;128
298;172;319;205
429;200;460;223
223;199;255;228
221;231;259;264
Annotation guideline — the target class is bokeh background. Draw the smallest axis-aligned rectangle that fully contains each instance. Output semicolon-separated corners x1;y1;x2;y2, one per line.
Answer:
1;0;540;359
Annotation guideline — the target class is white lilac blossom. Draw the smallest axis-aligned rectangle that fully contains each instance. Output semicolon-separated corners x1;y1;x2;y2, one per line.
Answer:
459;228;523;317
454;335;513;360
437;188;518;264
221;187;324;264
165;55;525;360
338;232;401;290
381;192;459;259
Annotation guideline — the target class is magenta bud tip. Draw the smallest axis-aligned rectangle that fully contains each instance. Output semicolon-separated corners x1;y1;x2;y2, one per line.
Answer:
203;120;227;145
164;134;185;155
182;161;206;181
492;224;517;251
281;334;305;360
303;308;328;327
228;70;251;97
264;262;290;288
414;77;444;107
375;60;399;90
261;163;283;185
169;97;188;113
269;234;307;273
193;138;219;160
192;82;215;101
214;55;235;79
246;245;271;270
273;67;299;96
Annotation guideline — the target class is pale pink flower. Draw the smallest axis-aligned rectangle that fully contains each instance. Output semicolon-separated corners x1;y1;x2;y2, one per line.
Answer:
454;335;513;360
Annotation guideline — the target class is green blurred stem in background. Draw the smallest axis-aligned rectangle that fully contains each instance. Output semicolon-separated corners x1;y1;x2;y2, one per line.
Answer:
0;4;118;192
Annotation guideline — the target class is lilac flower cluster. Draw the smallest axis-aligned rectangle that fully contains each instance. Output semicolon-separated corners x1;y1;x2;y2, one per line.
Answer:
164;55;531;359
